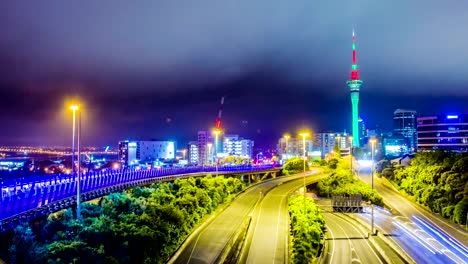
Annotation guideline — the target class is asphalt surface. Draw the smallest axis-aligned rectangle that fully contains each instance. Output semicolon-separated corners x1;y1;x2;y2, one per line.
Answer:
323;211;384;264
170;171;319;264
245;176;326;264
357;169;468;264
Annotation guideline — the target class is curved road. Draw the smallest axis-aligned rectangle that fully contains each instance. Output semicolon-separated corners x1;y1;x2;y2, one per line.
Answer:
245;176;325;263
169;171;321;264
324;212;384;264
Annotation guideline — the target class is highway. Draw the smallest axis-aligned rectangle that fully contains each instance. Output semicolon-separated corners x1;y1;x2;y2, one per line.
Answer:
244;176;325;263
169;171;322;264
315;199;385;264
357;169;468;264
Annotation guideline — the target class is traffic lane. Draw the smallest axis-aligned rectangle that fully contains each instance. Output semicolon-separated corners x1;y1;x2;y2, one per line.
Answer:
173;171;320;264
324;212;383;264
356;207;454;264
358;171;468;247
246;176;325;264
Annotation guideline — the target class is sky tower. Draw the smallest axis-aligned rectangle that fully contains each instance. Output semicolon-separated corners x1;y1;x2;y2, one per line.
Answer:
346;30;363;147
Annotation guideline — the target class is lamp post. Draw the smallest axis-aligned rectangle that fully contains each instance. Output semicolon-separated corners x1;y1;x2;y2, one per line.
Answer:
370;138;377;235
182;149;187;161
69;104;81;220
299;132;309;200
207;143;213;165
213;130;220;176
70;105;78;176
349;136;353;173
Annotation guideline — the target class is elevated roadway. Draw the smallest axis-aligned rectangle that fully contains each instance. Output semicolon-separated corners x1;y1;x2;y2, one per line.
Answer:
0;165;280;230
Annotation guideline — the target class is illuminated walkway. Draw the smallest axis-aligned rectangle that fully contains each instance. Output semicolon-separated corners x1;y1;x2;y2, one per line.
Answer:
0;165;279;230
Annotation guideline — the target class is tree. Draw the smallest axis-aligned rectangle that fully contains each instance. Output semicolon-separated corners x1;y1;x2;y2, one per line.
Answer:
333;144;341;158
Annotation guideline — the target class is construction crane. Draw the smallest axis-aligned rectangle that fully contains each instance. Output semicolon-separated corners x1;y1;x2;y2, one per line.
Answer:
215;96;225;130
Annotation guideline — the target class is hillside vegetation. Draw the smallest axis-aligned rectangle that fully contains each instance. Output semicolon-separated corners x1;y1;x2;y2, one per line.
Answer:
383;152;468;224
2;176;244;264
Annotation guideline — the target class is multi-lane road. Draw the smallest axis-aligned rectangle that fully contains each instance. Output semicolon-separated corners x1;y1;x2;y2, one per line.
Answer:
323;212;384;264
169;171;324;264
357;169;468;264
244;176;325;263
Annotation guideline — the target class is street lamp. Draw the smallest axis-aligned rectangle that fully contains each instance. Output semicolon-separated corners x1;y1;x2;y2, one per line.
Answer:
207;143;213;165
283;134;290;160
349;136;353;173
212;129;221;176
69;104;81;220
370;138;377;235
299;132;309;199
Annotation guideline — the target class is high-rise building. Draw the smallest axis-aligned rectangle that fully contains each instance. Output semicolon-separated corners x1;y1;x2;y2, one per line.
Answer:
313;132;350;158
346;30;363;147
418;114;468;152
118;140;175;166
393;109;417;152
383;136;409;157
187;141;199;165
222;134;254;158
277;137;313;159
358;117;367;145
197;131;213;165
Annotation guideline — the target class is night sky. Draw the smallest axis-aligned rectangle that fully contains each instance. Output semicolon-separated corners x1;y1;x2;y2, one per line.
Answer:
0;1;467;148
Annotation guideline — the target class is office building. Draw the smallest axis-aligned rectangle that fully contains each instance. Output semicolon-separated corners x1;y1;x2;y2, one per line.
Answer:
197;131;213;165
278;137;313;159
394;109;417;152
187;141;199;165
383;136;409;157
313;132;351;159
418;114;468;152
222;134;254;158
358;117;367;145
118;140;175;166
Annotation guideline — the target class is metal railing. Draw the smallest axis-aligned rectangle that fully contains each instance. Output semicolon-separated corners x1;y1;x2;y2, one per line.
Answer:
0;165;278;226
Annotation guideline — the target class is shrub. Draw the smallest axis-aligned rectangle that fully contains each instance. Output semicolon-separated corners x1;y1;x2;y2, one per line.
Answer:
284;157;310;174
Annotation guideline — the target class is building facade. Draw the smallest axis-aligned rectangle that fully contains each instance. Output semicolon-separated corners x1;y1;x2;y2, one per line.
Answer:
197;131;213;165
187;141;199;165
383;136;409;157
418;114;468;152
118;140;175;166
277;137;313;159
393;109;417;152
313;133;351;158
222;134;254;158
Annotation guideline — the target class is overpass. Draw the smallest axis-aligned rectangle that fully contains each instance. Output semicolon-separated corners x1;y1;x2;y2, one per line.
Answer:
0;165;280;231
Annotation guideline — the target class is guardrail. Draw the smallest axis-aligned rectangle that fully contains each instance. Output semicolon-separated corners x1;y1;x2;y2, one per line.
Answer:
0;165;279;228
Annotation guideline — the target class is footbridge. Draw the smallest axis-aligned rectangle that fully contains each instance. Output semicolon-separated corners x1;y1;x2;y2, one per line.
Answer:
0;165;280;230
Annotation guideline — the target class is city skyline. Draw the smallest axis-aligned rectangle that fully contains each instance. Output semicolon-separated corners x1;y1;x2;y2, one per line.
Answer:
1;1;468;147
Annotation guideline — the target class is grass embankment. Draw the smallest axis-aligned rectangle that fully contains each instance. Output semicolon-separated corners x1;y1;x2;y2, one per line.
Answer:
1;175;244;264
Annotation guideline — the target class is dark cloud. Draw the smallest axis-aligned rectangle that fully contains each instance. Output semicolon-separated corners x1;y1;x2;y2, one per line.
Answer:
0;1;467;146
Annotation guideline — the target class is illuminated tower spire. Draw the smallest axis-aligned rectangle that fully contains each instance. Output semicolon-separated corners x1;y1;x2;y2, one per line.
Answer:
346;29;363;147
